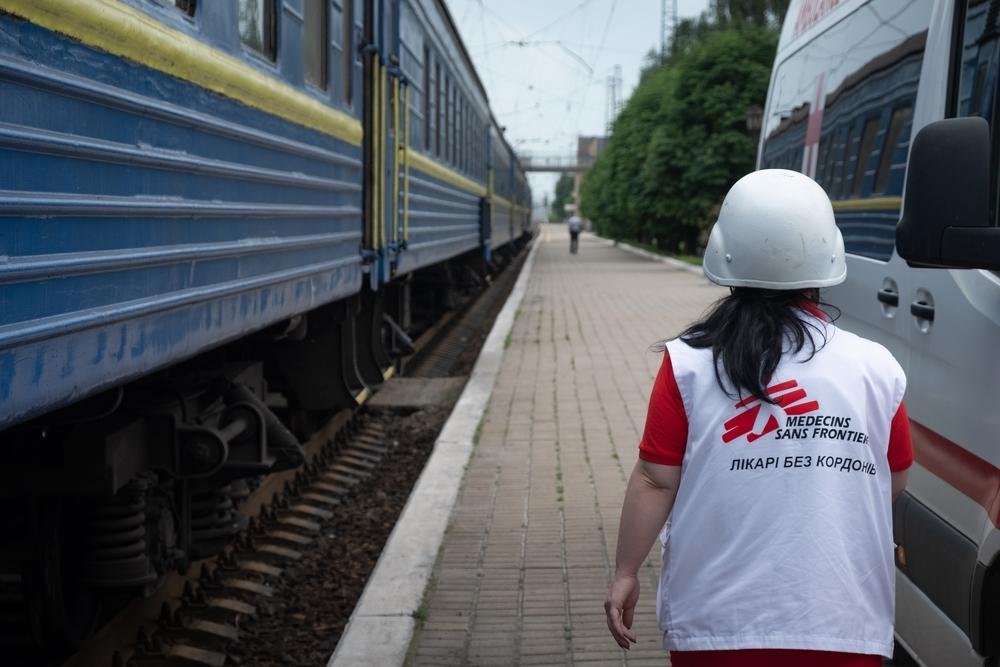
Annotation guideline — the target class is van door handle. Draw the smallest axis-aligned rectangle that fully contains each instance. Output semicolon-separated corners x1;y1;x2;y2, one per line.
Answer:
910;300;935;321
877;288;899;306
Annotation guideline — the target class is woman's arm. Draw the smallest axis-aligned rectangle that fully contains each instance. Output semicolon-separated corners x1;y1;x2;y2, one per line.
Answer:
605;460;681;649
891;468;909;501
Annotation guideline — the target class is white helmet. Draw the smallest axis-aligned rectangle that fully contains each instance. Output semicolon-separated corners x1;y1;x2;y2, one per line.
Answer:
703;169;846;290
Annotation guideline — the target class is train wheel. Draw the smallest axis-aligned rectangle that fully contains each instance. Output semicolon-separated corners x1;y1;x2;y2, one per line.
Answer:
21;500;102;658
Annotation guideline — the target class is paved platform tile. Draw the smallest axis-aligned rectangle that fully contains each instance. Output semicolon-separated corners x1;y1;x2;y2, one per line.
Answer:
405;226;719;666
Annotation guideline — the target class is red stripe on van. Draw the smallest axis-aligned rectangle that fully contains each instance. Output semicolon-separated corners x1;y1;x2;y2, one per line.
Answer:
911;420;1000;528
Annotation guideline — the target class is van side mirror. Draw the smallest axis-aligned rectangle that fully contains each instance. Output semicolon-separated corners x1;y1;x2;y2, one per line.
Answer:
896;117;1000;269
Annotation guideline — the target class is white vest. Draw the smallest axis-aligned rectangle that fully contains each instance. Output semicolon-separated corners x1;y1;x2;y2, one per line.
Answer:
657;317;905;657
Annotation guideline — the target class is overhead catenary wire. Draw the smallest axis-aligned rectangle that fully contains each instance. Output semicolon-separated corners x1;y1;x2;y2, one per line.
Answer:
573;0;620;136
521;0;597;41
456;0;638;195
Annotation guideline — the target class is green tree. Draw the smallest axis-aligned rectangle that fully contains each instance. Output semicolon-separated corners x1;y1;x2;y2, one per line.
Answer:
581;20;778;254
549;173;575;222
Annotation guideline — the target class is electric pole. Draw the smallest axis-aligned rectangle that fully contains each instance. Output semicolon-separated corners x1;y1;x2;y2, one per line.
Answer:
661;0;677;60
605;65;623;134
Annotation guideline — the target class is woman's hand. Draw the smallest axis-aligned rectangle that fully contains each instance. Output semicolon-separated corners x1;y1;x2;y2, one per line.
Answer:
606;460;680;650
605;573;639;649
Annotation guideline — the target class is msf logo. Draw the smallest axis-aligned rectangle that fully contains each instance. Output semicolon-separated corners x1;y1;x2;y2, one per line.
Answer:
722;380;819;444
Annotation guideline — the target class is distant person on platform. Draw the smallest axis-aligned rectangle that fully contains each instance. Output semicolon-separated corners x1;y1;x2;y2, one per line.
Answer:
568;213;582;254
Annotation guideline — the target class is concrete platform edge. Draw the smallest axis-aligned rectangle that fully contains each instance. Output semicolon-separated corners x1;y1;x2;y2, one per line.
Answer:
328;238;541;667
586;232;703;275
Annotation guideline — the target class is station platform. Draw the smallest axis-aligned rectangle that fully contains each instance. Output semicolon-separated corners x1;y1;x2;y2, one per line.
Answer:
407;225;723;666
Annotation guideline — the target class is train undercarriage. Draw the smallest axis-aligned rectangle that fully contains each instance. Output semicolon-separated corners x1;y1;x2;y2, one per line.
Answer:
0;239;527;661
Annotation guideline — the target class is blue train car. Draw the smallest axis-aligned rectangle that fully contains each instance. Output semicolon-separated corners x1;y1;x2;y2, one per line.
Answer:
0;0;529;652
394;0;530;271
0;1;367;430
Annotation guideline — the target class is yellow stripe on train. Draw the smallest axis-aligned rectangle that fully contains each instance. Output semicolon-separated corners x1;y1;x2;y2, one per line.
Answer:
831;197;902;212
406;149;488;198
3;0;364;146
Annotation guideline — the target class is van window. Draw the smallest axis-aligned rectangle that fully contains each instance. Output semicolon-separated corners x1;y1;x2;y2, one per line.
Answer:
954;0;1000;126
762;0;933;261
238;0;277;60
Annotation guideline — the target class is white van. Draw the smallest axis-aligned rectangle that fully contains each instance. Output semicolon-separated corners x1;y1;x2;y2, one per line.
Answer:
760;1;1000;665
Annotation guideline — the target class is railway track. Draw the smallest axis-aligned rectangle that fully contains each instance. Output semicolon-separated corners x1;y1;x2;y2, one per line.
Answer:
55;243;531;667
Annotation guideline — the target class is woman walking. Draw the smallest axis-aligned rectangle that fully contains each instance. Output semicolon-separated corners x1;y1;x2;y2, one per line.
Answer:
605;170;912;667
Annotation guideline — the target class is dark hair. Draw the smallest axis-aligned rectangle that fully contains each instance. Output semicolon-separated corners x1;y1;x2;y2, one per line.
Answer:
672;288;837;404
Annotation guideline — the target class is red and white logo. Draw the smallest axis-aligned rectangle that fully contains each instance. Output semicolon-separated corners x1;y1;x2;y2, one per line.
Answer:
722;380;819;444
793;0;840;38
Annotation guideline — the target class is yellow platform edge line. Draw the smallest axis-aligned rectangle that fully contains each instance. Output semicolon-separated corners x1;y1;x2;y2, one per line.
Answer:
406;149;488;197
4;0;363;146
831;196;902;212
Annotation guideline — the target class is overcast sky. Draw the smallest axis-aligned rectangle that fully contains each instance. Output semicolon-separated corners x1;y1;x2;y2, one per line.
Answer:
445;0;712;203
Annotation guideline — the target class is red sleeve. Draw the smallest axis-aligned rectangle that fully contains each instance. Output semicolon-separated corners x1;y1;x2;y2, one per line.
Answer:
888;401;913;472
639;350;688;466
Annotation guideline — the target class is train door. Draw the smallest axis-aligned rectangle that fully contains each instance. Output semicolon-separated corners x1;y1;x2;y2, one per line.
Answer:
355;0;396;386
362;0;397;287
483;129;493;261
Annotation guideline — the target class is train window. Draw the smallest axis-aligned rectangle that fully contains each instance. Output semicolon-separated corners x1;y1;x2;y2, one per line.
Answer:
457;95;463;168
424;48;432;150
444;81;455;162
853;117;880;196
435;63;441;156
174;0;196;16
874;106;912;193
399;4;424;148
343;0;354;106
450;87;456;164
238;0;277;60
444;75;450;162
304;0;328;89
